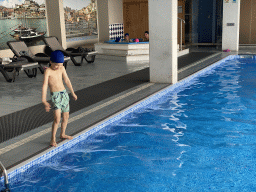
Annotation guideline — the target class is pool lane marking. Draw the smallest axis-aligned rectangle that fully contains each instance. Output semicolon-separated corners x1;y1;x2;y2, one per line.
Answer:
0;83;154;155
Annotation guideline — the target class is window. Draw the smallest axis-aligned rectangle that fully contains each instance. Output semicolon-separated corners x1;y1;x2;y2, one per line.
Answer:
0;0;47;50
64;0;98;41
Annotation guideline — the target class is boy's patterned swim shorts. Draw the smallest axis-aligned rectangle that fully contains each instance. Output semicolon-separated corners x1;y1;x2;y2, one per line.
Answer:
50;89;70;112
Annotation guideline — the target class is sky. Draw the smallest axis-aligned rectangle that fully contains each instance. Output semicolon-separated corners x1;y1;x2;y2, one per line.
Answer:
0;0;91;10
63;0;91;10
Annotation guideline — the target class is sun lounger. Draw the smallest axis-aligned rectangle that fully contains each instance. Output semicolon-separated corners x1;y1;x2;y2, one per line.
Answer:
7;40;70;74
43;36;97;66
0;57;38;82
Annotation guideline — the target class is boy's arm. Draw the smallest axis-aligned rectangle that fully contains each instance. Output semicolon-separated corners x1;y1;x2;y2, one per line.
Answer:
42;69;51;112
42;69;49;103
62;67;77;100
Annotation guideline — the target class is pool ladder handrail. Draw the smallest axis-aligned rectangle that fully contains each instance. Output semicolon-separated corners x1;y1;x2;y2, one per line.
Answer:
178;17;185;51
0;161;10;192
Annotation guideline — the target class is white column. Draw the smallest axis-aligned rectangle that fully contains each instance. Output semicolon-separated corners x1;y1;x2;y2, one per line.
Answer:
149;0;178;84
108;0;123;25
97;0;109;42
222;0;240;51
45;0;67;49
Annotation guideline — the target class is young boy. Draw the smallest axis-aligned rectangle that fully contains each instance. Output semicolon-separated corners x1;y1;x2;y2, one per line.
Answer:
143;31;149;42
42;50;77;147
123;33;132;42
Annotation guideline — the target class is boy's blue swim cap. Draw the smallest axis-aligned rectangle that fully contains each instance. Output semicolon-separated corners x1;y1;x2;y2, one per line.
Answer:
50;50;64;63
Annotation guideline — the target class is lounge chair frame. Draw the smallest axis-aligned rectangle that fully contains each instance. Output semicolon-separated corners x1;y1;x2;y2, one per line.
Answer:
7;40;69;74
43;36;97;66
0;58;38;82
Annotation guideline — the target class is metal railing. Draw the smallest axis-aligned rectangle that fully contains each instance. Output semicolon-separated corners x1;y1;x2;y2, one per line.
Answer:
0;161;10;192
178;17;185;51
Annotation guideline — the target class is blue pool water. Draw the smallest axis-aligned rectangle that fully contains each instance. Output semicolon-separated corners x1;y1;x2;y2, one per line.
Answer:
2;55;256;191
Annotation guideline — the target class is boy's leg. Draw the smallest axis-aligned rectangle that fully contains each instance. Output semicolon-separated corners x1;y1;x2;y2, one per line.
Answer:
60;112;73;140
51;109;61;147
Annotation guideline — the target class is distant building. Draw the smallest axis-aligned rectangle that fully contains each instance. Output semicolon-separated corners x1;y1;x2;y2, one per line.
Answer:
67;12;71;20
39;7;45;12
65;6;71;12
29;5;37;12
39;4;45;13
24;0;30;5
23;4;29;8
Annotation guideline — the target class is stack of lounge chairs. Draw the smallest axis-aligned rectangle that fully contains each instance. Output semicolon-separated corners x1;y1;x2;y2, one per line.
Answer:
1;37;97;82
7;40;70;74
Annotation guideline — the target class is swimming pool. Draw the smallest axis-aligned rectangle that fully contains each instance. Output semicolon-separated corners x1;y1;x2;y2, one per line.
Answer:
2;54;256;191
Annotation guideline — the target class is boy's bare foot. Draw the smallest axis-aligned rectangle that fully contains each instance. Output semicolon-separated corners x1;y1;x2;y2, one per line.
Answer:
60;135;73;140
50;140;57;147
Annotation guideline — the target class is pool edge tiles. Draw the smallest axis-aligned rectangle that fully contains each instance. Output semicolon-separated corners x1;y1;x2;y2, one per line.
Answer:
0;54;239;185
177;54;238;87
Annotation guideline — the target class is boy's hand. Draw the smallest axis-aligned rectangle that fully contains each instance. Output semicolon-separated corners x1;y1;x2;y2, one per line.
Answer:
43;101;51;112
72;93;78;101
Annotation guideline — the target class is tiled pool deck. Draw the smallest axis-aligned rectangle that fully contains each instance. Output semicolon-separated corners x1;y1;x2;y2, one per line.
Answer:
1;46;255;183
